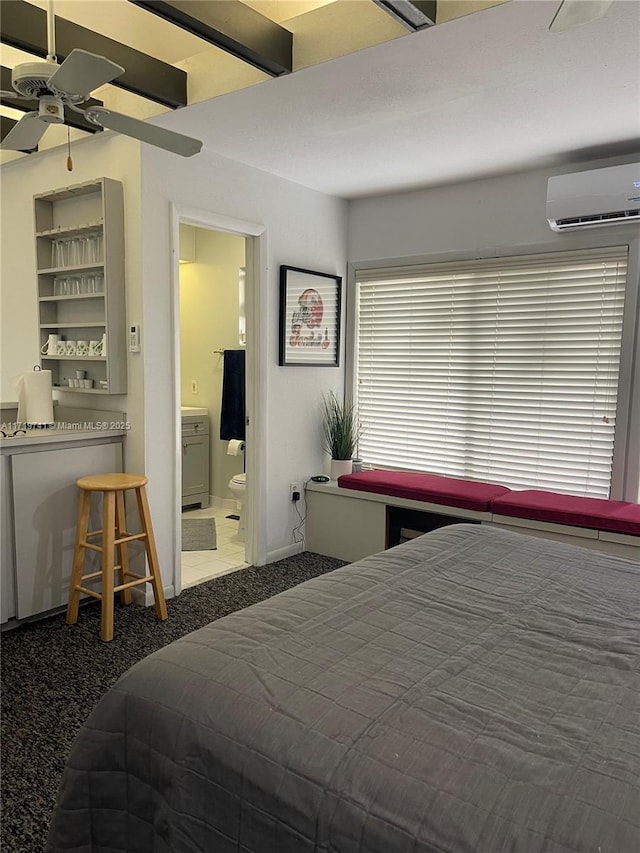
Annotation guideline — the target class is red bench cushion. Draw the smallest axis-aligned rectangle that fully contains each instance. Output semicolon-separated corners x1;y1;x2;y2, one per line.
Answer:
491;490;640;536
337;471;510;512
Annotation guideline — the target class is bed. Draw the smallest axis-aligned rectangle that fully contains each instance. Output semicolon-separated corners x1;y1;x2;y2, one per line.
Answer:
46;524;640;853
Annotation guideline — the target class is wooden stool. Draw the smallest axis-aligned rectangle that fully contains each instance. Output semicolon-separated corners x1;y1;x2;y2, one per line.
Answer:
67;473;168;641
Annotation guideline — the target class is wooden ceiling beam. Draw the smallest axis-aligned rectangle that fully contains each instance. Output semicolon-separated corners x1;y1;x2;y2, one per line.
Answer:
371;0;437;30
0;0;187;108
129;0;293;77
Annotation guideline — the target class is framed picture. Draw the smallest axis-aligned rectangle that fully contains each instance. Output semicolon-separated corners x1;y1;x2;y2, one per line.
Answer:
279;266;342;366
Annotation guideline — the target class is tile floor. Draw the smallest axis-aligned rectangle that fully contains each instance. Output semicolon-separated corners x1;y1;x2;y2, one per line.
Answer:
181;504;249;588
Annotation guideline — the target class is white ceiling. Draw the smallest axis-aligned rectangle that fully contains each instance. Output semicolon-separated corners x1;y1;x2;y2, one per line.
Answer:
2;0;639;197
152;0;640;198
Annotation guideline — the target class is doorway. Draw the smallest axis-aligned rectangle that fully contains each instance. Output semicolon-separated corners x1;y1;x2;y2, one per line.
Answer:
171;206;267;595
179;224;248;587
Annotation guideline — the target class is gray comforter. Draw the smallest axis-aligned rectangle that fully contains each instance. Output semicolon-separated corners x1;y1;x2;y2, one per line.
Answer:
46;524;640;853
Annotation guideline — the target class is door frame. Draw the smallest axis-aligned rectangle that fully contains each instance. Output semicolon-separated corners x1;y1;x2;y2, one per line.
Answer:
170;204;268;593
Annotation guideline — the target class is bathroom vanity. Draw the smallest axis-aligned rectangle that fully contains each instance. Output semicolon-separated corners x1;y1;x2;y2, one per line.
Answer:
181;407;210;509
1;420;125;625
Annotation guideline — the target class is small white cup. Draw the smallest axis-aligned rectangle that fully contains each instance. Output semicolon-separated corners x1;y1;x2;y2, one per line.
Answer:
75;369;87;380
56;341;67;355
67;378;74;388
66;340;77;356
89;339;102;357
76;340;89;356
83;379;93;389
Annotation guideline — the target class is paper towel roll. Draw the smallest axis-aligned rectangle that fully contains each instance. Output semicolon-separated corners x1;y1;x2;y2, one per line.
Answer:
227;439;245;456
14;367;54;426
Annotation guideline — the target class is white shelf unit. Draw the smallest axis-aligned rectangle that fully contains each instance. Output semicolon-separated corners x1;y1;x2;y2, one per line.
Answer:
34;178;126;395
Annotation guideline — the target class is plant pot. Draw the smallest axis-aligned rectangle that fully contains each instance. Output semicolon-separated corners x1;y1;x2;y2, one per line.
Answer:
330;458;353;480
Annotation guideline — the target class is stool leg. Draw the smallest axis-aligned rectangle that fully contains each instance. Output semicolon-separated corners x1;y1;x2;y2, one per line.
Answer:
67;489;91;625
135;485;168;621
101;491;116;642
115;490;132;606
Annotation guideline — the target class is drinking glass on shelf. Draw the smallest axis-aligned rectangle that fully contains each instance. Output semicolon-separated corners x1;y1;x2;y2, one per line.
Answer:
53;239;67;268
94;272;104;292
87;233;101;263
54;277;69;296
79;235;91;265
67;276;81;296
68;238;82;267
93;233;103;262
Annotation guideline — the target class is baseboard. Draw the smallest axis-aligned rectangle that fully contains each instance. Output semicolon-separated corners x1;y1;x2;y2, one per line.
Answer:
210;494;237;512
266;542;305;563
134;584;175;606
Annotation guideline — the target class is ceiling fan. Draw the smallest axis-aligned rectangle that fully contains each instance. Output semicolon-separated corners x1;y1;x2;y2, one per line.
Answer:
0;1;202;157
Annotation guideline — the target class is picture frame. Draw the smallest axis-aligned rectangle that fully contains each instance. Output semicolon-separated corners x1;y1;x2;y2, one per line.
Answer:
279;265;342;366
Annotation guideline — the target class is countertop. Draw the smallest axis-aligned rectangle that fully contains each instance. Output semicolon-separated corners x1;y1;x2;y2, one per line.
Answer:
0;425;126;450
181;406;209;417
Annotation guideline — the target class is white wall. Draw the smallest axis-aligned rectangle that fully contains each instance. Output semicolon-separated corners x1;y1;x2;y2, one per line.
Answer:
347;158;640;501
140;146;348;572
1;135;347;593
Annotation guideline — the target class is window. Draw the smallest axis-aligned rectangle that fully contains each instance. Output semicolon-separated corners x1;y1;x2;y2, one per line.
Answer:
354;247;628;498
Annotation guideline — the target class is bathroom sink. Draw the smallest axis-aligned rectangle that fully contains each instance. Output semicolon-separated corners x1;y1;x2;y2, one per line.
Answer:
181;406;208;417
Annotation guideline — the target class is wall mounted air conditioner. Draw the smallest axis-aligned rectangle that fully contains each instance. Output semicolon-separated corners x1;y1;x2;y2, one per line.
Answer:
546;162;640;232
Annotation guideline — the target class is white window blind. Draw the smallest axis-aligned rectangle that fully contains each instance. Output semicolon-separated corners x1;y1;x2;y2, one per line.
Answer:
355;247;628;497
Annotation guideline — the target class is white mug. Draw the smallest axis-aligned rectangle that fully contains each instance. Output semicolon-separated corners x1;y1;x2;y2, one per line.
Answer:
66;340;77;356
89;339;102;356
41;334;61;355
55;341;67;355
76;340;89;356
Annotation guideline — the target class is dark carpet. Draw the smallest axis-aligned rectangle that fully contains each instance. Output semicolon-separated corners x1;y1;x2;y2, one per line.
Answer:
0;551;346;853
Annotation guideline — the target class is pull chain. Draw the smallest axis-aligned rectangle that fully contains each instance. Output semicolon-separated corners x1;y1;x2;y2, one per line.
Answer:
66;125;73;172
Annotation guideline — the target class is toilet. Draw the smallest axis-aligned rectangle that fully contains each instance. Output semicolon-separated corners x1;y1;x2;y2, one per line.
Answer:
228;473;246;542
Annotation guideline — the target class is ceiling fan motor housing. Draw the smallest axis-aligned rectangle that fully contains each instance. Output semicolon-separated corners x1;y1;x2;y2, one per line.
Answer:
11;60;61;97
38;95;64;123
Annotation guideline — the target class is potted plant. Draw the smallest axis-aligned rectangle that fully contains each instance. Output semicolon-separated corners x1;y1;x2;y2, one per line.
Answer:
321;391;362;480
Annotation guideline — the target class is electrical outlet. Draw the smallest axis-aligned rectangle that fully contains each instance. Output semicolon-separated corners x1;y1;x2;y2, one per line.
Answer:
191;379;198;395
290;481;301;502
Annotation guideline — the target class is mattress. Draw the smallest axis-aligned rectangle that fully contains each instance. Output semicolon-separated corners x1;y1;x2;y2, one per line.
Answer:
46;524;640;853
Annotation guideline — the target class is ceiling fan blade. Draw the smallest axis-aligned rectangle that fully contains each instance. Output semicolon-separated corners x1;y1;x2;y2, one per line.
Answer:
549;0;613;32
48;49;124;98
87;107;202;157
1;90;29;101
0;112;47;151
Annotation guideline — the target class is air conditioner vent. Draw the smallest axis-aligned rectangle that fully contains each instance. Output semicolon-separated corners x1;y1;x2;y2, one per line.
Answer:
547;163;640;232
554;208;640;230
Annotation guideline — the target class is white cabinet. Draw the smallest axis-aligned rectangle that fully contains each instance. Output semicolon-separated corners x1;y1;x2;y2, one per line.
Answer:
1;433;124;623
34;178;126;394
0;455;15;623
181;411;210;509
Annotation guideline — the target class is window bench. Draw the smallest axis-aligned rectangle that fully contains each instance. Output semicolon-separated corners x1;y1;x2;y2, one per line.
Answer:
304;472;640;563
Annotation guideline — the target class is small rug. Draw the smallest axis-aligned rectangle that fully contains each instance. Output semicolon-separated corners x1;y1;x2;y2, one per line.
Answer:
182;517;217;550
